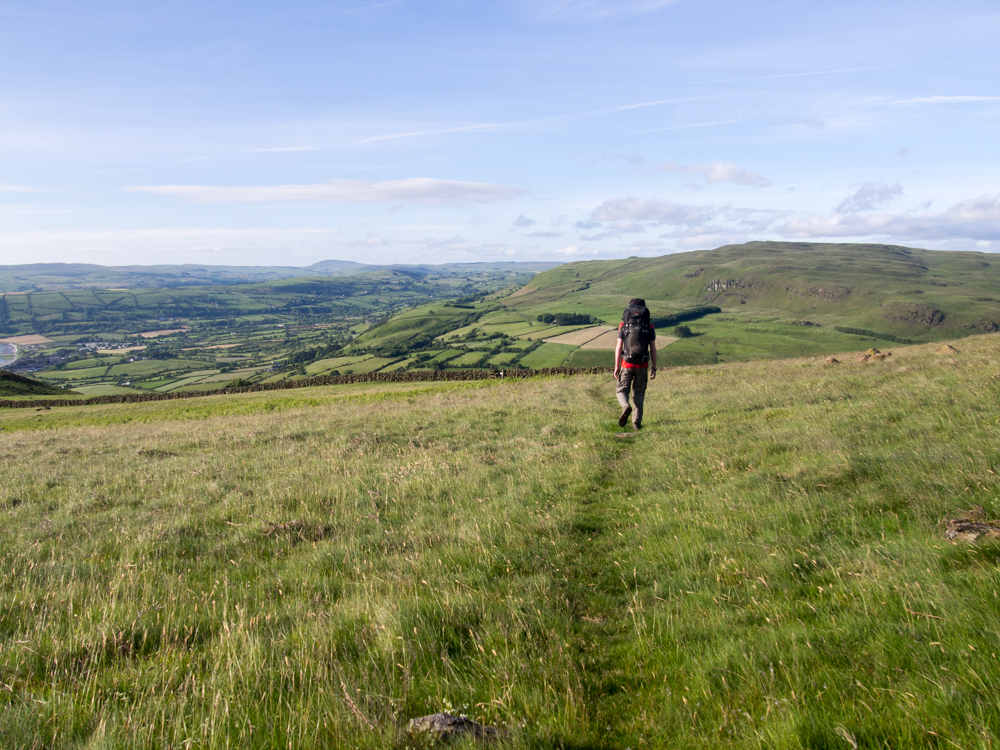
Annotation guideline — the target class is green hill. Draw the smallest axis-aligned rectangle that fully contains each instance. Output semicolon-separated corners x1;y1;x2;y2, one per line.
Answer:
508;241;1000;338
336;242;1000;372
3;336;1000;747
0;369;76;396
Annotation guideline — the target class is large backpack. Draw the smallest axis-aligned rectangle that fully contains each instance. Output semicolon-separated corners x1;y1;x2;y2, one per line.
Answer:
621;304;652;364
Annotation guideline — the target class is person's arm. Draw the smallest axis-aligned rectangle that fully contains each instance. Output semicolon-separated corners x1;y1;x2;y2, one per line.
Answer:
614;337;623;378
649;340;657;379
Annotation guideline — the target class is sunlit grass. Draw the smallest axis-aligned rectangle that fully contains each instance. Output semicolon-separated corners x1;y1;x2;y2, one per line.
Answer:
2;336;1000;748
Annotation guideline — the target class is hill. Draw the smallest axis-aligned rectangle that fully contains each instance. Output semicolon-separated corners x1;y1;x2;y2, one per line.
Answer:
0;260;560;293
0;369;75;396
3;335;1000;747
341;242;1000;371
508;241;1000;338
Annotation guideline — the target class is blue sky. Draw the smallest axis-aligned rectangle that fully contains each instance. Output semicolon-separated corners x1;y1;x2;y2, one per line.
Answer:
1;0;998;266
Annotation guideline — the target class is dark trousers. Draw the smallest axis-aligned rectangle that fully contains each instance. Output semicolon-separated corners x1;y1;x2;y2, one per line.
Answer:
616;367;648;426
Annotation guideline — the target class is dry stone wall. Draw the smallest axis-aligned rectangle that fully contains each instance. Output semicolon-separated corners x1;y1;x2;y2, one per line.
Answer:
0;366;613;409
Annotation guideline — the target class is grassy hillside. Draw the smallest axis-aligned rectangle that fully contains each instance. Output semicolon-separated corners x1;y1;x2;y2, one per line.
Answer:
0;369;76;396
3;334;1000;748
327;242;1000;373
508;241;1000;339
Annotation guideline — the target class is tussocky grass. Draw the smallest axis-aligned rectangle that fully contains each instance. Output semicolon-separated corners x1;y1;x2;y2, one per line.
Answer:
1;336;1000;748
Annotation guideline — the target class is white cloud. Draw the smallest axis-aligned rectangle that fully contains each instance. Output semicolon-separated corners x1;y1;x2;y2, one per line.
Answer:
527;230;563;238
554;245;599;256
588;190;1000;246
592;196;711;225
0;184;41;193
778;194;1000;241
652;161;771;187
512;215;536;227
129;178;527;206
580;219;649;241
349;230;389;247
836;182;903;213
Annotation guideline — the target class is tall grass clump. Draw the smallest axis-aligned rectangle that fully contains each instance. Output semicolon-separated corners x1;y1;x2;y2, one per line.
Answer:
2;335;1000;748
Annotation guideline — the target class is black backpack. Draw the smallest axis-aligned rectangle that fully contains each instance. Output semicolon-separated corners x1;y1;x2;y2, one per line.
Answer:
621;304;651;364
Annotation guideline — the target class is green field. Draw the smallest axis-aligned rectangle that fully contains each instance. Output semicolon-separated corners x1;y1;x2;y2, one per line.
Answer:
519;342;573;368
4;335;1000;748
564;348;614;368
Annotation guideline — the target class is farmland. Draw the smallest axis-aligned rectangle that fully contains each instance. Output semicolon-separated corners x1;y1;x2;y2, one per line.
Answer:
2;264;547;392
8;242;1000;392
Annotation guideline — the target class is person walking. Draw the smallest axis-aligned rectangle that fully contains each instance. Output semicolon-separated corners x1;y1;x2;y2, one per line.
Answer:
614;298;657;429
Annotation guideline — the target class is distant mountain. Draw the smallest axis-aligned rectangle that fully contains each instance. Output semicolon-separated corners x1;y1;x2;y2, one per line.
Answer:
0;369;75;397
0;260;561;292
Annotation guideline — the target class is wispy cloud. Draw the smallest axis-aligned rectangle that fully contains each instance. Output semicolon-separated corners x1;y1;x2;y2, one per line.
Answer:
689;66;891;86
0;184;41;193
129;178;527;205
354;97;701;146
352;124;503;146
891;96;1000;105
836;182;903;213
647;161;771;187
512;215;536;228
247;146;321;152
630;119;737;135
527;0;681;22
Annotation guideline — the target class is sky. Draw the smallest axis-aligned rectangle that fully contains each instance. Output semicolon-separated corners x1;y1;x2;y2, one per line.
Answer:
0;0;998;267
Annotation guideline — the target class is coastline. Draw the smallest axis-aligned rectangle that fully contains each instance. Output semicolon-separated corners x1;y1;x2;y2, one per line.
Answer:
0;342;16;369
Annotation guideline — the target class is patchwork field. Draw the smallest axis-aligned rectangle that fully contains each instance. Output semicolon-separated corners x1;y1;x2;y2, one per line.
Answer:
543;325;615;346
0;334;54;345
580;329;624;350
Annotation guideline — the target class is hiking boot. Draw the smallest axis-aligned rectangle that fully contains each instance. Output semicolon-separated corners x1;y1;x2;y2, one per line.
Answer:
633;421;642;430
618;405;632;427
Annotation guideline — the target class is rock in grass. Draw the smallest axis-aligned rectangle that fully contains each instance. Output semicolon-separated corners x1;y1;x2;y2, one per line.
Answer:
854;348;891;363
945;519;1000;542
937;344;960;355
406;713;500;743
825;356;841;364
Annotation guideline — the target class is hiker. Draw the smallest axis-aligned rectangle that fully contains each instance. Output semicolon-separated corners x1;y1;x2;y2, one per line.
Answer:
614;298;656;429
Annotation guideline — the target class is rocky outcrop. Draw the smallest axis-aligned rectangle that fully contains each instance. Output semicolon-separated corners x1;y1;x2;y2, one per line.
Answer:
406;713;500;743
945;519;1000;542
854;348;891;363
